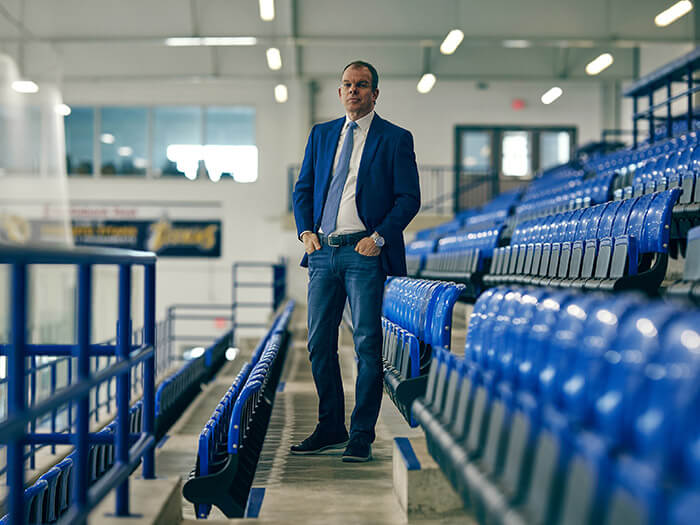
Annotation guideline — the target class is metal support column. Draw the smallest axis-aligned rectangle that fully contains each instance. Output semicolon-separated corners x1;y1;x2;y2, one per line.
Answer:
8;263;27;524
74;264;92;518
142;264;156;479
116;264;131;515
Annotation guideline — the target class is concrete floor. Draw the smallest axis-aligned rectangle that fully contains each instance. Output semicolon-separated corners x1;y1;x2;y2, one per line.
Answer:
161;306;473;524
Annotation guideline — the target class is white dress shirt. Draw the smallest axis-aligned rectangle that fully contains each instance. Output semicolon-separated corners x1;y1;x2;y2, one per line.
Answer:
320;110;375;235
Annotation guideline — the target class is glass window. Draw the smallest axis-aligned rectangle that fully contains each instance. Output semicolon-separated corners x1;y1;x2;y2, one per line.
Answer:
460;131;491;173
204;106;257;182
65;107;94;175
153;106;202;178
540;131;571;170
100;107;148;175
205;106;255;146
502;131;531;177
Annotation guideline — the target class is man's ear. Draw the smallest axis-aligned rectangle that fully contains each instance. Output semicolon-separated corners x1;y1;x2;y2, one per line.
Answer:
373;89;379;103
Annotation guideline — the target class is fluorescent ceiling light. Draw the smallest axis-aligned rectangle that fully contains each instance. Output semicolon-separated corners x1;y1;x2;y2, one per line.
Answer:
117;146;133;157
55;104;71;116
655;1;693;27
100;133;115;144
11;80;39;93
165;36;257;46
259;0;275;21
417;73;436;94
266;47;282;70
541;86;563;105
275;84;288;103
440;29;464;55
585;53;614;75
502;39;531;49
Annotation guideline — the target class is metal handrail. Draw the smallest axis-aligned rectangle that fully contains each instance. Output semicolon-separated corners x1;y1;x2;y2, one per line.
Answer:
0;245;156;525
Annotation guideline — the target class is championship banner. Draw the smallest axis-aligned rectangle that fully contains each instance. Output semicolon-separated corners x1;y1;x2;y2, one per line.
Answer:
70;219;222;257
1;201;223;258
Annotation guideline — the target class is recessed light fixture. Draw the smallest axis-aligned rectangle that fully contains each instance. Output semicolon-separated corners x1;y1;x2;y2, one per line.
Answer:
11;80;39;93
417;73;436;94
55;104;71;116
655;1;693;27
165;36;257;46
274;84;288;103
117;146;133;157
585;53;614;75
440;29;464;55
266;48;282;70
502;40;531;49
541;86;563;105
259;0;275;21
100;133;115;144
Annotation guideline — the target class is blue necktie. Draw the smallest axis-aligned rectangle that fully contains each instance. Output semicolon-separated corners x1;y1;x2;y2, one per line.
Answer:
321;120;358;235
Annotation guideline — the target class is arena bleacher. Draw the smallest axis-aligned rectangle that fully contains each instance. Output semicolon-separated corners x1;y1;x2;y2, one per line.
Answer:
3;8;700;525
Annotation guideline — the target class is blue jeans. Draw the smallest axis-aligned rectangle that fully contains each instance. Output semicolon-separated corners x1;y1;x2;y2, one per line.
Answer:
307;242;386;443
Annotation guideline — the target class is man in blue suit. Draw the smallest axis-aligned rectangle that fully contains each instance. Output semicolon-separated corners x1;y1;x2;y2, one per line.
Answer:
291;61;420;462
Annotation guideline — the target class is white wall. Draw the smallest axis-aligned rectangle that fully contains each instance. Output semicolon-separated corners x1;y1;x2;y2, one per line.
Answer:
315;78;604;164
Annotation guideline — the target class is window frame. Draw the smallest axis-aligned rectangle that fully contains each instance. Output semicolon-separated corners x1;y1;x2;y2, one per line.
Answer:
454;124;577;181
65;104;257;181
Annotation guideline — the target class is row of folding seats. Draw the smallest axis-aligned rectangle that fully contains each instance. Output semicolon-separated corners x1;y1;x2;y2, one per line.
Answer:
413;286;700;525
155;347;207;420
382;318;421;381
622;144;700;219
487;190;680;292
514;173;617;223
587;132;697;177
0;402;144;524
524;164;584;196
421;225;504;283
191;363;252;519
405;239;437;277
383;278;465;351
183;300;294;519
381;279;465;425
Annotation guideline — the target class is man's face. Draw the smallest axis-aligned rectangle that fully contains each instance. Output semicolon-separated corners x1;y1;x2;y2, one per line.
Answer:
338;66;378;118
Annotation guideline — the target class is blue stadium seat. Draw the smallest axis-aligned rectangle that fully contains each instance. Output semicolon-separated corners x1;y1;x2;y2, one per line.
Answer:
37;466;61;523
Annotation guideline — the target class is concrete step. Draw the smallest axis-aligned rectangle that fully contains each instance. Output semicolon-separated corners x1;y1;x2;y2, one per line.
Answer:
89;478;182;525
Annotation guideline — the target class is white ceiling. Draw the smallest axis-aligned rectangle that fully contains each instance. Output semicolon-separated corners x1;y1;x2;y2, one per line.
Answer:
0;0;696;83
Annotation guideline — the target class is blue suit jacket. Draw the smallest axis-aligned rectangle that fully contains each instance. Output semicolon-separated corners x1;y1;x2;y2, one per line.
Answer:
292;114;421;276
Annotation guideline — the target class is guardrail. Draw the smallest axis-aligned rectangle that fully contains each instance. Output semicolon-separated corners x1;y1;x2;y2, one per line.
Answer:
0;245;157;525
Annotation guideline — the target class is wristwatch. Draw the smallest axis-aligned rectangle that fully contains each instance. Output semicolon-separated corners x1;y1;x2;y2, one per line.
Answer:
371;232;385;248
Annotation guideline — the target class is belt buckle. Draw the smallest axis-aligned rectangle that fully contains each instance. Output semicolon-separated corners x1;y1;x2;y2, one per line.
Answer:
327;234;341;247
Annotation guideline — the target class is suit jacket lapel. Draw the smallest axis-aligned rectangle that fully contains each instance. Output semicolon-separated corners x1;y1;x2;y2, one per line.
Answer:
357;114;384;193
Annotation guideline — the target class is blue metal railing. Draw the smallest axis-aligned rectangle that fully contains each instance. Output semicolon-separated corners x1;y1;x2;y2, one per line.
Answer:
231;261;287;343
0;245;157;525
0;318;170;480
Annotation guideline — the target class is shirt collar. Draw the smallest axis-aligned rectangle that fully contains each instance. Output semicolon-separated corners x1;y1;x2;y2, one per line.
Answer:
345;110;375;134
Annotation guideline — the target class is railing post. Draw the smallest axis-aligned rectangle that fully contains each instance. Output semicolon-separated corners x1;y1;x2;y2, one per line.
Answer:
29;355;36;469
142;264;156;479
8;263;27;525
74;264;92;515
50;361;57;453
116;264;132;515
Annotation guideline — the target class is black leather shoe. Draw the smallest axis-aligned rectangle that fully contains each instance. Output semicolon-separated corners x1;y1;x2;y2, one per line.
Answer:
290;426;349;455
341;436;372;462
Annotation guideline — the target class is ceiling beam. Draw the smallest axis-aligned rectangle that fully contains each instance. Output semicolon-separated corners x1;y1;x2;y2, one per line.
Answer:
56;71;637;84
0;34;693;49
